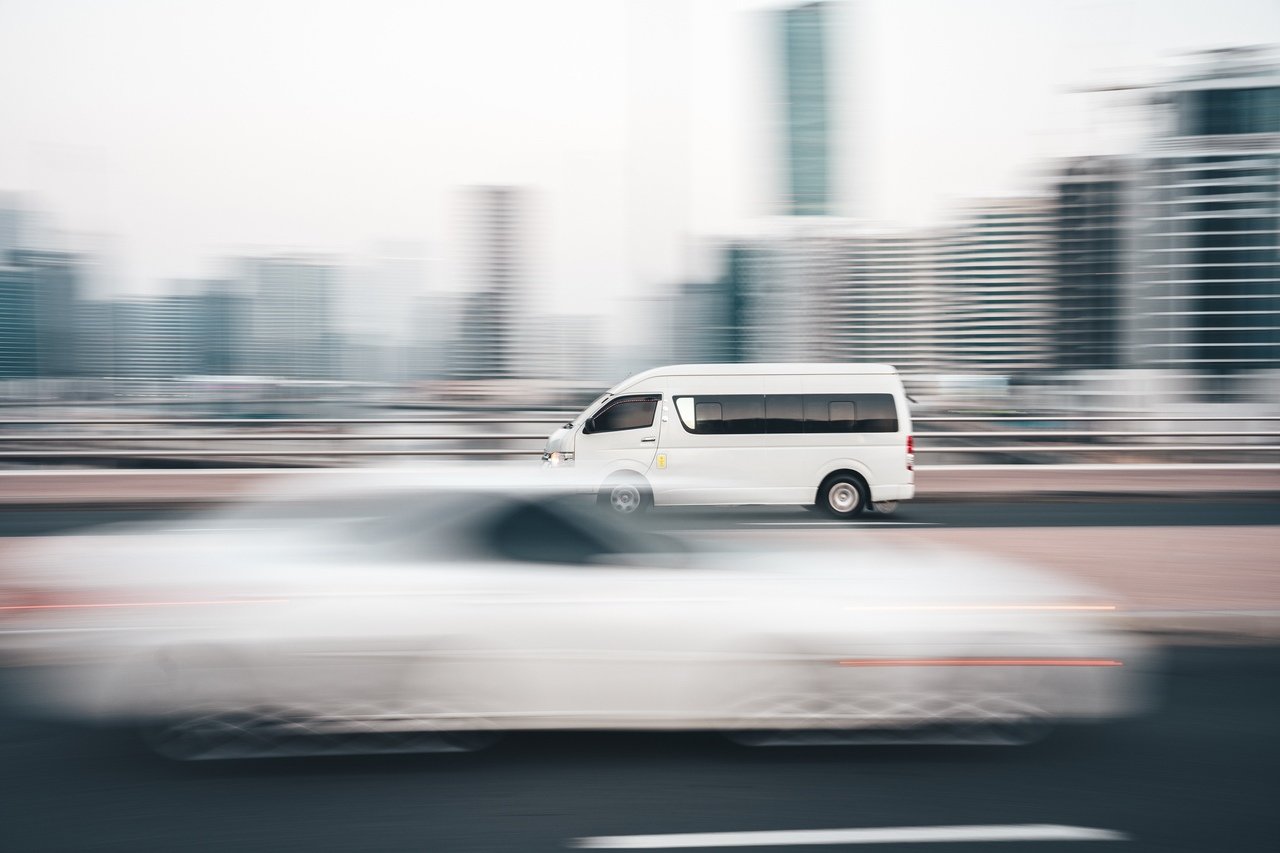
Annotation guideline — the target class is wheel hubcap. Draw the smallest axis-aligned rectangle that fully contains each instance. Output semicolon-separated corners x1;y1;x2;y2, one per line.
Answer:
829;483;858;513
611;485;640;513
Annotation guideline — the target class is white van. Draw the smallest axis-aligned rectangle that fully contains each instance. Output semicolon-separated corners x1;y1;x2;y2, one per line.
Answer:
542;363;914;518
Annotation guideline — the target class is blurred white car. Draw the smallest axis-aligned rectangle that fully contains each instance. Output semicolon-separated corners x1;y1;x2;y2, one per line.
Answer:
0;469;1154;759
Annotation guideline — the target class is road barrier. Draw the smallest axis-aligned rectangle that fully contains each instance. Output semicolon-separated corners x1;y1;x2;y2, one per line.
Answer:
0;412;1276;464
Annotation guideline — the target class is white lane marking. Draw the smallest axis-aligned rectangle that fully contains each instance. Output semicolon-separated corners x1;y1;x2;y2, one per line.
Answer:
569;823;1128;849
734;521;939;527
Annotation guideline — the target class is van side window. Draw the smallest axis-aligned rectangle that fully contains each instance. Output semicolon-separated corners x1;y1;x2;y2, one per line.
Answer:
694;401;724;433
765;395;804;433
675;396;763;435
676;393;898;434
805;394;898;433
719;396;763;433
829;401;858;431
675;397;697;430
854;394;899;432
585;395;660;434
803;395;837;432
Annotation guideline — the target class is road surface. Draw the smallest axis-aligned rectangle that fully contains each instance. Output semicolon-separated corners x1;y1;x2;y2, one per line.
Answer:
0;646;1275;852
0;499;1276;537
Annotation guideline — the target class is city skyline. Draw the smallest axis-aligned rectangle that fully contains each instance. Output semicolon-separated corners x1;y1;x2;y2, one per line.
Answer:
1;0;1278;314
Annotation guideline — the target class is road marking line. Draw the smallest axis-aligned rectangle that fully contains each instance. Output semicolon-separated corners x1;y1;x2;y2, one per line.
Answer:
735;521;939;527
569;823;1128;849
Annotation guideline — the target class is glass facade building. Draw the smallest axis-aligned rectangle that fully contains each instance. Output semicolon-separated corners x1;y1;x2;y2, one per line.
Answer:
939;199;1057;374
0;263;37;378
780;2;831;216
824;231;944;374
1055;156;1130;371
1131;48;1280;396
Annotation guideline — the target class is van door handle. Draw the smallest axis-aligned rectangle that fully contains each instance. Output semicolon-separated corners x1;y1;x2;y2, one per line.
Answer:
641;437;656;443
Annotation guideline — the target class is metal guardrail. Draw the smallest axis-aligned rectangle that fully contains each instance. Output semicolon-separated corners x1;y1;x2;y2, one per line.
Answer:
4;414;1280;426
0;414;1277;461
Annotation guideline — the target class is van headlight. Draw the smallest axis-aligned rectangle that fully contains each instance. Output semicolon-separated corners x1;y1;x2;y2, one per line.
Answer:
542;451;575;467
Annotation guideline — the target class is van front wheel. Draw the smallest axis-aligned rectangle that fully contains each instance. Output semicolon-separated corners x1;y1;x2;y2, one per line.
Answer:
819;476;866;519
600;478;650;516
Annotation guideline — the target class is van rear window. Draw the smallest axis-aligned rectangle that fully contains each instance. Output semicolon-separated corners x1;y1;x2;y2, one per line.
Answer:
674;394;899;435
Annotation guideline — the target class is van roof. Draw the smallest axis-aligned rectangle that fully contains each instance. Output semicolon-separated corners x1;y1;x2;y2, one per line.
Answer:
611;362;899;391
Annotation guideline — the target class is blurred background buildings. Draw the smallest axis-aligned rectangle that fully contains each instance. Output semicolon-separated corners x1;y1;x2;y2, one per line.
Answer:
0;2;1276;409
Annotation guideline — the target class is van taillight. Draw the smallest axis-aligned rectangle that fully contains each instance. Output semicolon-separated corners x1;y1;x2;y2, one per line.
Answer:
906;435;914;471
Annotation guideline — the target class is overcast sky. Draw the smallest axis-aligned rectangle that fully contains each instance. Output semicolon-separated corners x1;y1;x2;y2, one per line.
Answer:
0;0;1276;315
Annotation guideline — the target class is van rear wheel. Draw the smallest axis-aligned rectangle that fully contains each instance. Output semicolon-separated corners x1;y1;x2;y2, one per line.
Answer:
819;476;866;519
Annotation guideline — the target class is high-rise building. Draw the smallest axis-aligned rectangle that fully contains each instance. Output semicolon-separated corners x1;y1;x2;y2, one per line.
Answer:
453;186;525;379
939;198;1057;374
747;233;834;361
0;262;37;378
8;250;82;378
409;293;464;380
0;193;34;263
1129;47;1280;397
779;2;832;216
1054;157;1131;371
519;314;603;383
103;298;196;378
74;300;118;379
825;230;944;374
692;230;837;366
240;255;339;379
673;280;737;364
192;280;248;376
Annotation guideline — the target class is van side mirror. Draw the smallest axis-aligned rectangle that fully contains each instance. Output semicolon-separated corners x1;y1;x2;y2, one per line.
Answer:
583;417;596;435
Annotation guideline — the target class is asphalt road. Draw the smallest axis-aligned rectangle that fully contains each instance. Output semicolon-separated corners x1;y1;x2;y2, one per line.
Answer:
0;646;1275;853
0;499;1276;537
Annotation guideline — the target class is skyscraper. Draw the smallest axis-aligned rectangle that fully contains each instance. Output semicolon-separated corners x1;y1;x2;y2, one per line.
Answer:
825;230;944;374
453;186;525;379
939;198;1057;374
1054;156;1130;371
240;255;339;380
102;298;194;379
192;280;248;376
8;250;82;378
0;193;33;263
779;2;832;216
0;262;37;379
1129;47;1280;397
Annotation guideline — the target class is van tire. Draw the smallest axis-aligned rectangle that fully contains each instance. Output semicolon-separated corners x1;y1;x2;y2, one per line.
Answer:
818;474;866;519
599;476;651;516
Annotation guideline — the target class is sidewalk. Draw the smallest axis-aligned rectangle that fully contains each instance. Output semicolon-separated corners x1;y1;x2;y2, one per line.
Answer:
0;465;1277;506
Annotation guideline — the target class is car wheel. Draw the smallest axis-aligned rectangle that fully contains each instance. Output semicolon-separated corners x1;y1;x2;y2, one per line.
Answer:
820;476;866;519
870;500;899;516
600;478;649;515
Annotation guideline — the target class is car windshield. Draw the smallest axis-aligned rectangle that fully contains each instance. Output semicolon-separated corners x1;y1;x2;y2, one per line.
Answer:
184;489;689;567
473;494;688;565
